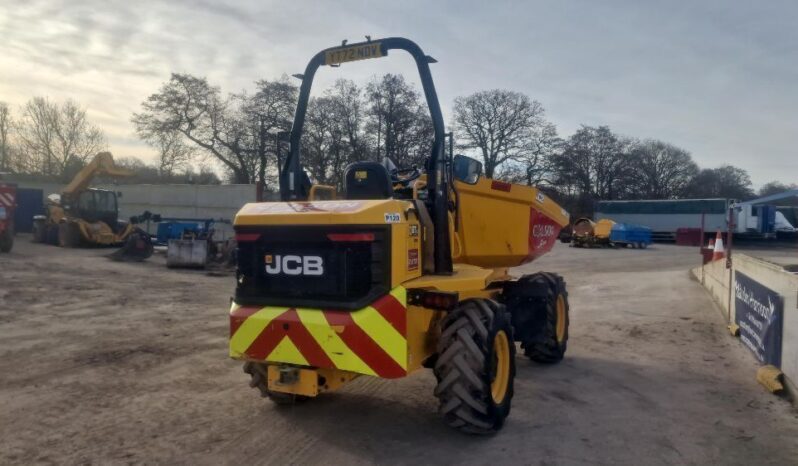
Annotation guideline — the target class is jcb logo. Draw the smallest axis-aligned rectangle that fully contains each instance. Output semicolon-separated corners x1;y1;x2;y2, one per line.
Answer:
264;254;324;276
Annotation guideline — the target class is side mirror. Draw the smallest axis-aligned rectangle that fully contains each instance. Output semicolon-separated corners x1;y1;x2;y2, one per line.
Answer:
453;154;482;184
117;191;123;199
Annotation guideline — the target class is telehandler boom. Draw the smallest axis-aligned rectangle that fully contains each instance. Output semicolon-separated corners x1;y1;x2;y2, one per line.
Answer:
229;37;571;434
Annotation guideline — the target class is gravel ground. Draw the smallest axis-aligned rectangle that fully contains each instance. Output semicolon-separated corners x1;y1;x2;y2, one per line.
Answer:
1;236;796;465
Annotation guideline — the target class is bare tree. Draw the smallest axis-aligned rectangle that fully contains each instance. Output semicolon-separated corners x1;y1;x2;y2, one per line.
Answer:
302;81;366;187
453;90;549;178
684;165;755;200
497;121;561;186
15;97;106;179
239;77;297;185
303;96;345;186
329;79;368;161
151;131;196;177
365;74;432;169
0;102;11;172
550;126;633;214
133;74;297;184
132;74;243;180
628;139;698;199
758;181;798;198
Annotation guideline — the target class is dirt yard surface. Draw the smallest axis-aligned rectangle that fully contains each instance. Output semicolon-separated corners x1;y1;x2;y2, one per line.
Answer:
1;237;797;465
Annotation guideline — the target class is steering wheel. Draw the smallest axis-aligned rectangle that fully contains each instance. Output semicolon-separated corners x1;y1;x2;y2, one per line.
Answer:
391;167;421;186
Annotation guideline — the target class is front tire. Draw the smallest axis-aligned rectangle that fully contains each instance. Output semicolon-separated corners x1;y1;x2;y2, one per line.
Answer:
524;274;569;363
433;299;515;434
505;272;570;364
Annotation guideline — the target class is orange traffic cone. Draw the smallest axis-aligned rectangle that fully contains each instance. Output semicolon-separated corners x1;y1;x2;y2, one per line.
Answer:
708;237;715;249
712;231;725;261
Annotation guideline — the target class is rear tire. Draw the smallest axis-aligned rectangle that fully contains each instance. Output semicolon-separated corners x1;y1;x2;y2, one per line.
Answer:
0;225;13;253
32;220;45;243
58;222;81;248
433;299;515;434
243;362;309;405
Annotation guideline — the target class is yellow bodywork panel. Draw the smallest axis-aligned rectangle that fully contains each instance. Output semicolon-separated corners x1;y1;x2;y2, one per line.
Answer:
76;219;129;245
235;199;410;226
46;202;132;245
404;263;496;297
406;304;440;372
455;177;569;268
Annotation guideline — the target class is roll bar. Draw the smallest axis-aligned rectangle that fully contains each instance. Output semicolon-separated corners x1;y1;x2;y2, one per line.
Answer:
279;37;452;274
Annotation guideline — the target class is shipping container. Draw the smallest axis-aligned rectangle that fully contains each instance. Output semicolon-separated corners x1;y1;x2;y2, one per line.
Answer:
13;188;44;233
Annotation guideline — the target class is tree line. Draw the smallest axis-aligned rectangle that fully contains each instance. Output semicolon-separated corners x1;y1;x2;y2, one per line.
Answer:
129;73;434;188
1;74;792;215
0;98;219;184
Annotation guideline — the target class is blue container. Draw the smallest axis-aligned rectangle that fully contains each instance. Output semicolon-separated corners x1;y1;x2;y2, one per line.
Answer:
14;188;44;233
155;219;214;245
610;223;652;248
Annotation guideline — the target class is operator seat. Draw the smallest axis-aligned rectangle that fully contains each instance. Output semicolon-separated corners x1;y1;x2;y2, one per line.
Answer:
344;162;393;200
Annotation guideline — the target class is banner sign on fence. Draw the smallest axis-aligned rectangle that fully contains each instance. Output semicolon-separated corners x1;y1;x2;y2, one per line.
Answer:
734;271;784;367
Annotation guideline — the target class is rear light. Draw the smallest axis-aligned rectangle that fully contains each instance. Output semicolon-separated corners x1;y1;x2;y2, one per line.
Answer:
235;233;261;242
407;289;459;310
326;232;375;242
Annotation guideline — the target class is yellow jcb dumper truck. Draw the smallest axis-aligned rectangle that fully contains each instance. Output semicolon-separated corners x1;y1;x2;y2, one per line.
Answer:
32;152;152;258
229;37;571;434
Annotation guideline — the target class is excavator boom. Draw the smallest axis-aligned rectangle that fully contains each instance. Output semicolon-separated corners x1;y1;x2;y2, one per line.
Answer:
62;152;133;197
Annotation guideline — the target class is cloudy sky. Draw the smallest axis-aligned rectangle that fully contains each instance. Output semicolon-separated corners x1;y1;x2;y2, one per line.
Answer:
1;0;796;187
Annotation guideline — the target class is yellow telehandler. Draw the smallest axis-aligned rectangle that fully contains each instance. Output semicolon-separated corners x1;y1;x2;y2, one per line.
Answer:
229;37;571;434
32;152;153;258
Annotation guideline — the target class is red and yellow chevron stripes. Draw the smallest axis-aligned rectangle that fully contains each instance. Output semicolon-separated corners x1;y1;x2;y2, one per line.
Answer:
229;287;407;378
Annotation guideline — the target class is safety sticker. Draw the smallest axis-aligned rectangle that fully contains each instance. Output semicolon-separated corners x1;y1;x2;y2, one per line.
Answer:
407;249;419;270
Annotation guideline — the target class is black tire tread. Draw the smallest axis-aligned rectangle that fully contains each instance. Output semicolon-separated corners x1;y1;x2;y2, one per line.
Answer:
58;222;81;248
433;299;515;435
0;226;12;252
32;221;45;243
522;272;569;364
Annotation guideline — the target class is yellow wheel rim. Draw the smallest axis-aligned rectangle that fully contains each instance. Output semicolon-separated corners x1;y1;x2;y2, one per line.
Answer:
491;330;511;404
556;294;566;343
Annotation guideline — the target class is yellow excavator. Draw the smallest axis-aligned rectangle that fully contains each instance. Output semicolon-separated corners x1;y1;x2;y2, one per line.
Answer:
32;152;153;258
228;38;572;434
